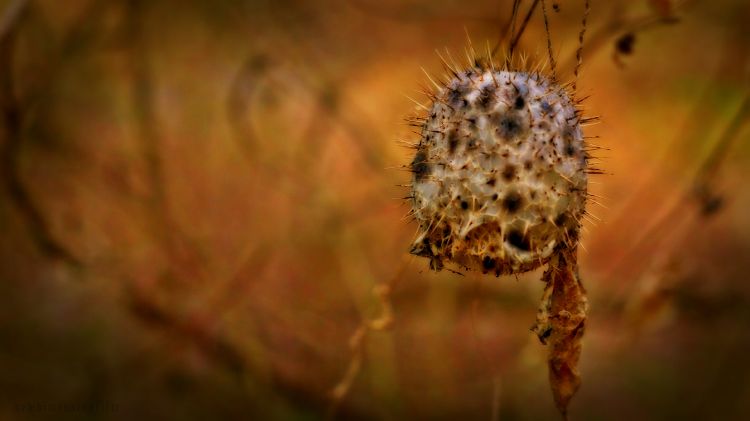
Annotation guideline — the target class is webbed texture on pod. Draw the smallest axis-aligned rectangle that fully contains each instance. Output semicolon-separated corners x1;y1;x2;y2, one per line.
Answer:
410;68;587;275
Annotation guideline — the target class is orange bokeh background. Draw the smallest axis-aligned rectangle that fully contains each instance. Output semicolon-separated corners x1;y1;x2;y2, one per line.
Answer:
1;0;750;419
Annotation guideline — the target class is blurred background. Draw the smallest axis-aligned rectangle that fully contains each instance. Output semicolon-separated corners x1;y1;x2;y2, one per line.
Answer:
1;0;749;419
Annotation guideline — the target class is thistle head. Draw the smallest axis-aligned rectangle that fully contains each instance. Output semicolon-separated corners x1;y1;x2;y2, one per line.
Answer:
409;65;587;275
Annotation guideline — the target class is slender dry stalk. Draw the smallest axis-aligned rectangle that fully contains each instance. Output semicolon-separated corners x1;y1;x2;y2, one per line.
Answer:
507;0;540;62
602;89;750;309
327;259;409;419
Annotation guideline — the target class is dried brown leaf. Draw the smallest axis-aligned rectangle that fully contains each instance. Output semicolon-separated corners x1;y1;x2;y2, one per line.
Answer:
532;248;588;418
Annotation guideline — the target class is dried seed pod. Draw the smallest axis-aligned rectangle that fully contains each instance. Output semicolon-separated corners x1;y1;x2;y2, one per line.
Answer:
399;3;595;417
409;66;587;276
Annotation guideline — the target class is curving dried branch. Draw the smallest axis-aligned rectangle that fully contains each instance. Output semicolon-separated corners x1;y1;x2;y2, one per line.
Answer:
327;259;409;419
227;54;271;159
0;0;80;266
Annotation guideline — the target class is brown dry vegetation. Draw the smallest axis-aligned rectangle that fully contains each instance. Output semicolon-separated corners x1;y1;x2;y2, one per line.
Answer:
1;0;750;420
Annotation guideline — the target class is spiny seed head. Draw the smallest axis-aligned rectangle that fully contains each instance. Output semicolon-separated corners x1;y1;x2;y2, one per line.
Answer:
409;66;587;275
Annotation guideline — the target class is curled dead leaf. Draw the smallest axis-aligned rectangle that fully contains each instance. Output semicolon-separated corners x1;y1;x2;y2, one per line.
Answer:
532;248;588;418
